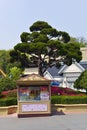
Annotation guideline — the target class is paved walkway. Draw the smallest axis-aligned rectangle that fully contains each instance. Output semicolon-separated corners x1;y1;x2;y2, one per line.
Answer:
0;112;87;130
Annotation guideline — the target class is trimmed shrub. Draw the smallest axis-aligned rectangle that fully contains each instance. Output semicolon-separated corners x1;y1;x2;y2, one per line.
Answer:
51;95;87;104
0;97;17;107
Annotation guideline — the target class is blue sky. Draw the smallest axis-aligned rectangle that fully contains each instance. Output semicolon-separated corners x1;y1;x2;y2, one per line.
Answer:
0;0;87;50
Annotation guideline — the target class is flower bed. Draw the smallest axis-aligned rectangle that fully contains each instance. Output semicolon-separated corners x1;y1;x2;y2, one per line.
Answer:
51;86;86;96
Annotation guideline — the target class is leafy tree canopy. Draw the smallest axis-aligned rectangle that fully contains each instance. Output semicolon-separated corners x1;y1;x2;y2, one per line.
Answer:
0;50;10;73
0;50;21;74
0;67;22;92
69;36;87;47
74;70;87;93
10;21;82;75
0;77;16;92
9;67;22;80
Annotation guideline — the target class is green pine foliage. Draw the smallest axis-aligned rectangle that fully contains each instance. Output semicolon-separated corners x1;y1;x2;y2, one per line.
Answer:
74;70;87;93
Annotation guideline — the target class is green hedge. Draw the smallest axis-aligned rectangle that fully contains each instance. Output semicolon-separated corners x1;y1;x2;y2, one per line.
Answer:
51;95;87;104
1;96;87;107
0;97;17;107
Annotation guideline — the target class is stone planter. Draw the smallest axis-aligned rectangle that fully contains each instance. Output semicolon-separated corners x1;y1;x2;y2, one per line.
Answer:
0;104;87;116
0;105;17;116
51;104;87;114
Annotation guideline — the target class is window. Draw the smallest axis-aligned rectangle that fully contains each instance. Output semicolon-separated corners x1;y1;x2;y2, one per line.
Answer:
18;86;49;101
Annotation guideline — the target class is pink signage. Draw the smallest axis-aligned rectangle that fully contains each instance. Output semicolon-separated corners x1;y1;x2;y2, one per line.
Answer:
22;104;47;112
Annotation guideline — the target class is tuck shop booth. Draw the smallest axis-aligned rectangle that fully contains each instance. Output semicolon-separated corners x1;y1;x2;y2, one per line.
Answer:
17;73;51;118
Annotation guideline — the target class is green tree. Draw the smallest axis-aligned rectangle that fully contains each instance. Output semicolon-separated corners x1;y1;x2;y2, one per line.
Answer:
0;50;21;74
74;70;87;93
0;77;16;91
0;50;10;73
0;67;22;92
69;37;87;47
77;37;87;46
64;42;82;65
9;67;22;80
10;21;82;75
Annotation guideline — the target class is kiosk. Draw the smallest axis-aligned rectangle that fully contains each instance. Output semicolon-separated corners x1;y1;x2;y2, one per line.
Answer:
17;73;51;117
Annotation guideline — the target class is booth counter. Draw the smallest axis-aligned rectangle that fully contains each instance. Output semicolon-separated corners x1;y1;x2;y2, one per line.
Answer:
17;73;51;117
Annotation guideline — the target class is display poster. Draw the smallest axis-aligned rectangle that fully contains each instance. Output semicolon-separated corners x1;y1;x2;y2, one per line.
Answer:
22;104;47;112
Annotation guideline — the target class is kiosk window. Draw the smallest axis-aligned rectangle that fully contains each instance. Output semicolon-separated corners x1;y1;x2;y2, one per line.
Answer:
19;86;49;101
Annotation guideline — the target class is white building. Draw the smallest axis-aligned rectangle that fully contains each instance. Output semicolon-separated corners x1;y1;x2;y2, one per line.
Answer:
44;61;87;89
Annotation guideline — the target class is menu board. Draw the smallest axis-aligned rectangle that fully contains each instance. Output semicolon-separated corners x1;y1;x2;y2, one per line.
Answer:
22;104;47;112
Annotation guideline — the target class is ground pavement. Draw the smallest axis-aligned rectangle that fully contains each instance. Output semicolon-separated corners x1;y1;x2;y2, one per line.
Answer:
0;112;87;130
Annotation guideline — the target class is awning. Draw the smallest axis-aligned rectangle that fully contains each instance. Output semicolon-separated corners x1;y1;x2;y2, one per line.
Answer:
51;81;60;87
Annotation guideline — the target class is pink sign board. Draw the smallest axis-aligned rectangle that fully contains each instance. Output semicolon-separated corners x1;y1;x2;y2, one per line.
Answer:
22;104;47;112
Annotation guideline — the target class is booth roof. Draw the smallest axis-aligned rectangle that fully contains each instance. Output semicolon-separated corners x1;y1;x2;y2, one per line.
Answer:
17;73;52;85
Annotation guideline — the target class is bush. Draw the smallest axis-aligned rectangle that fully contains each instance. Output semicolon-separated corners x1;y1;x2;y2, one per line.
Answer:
0;97;17;107
0;93;3;98
51;95;87;104
0;77;16;92
2;89;17;98
6;91;17;98
51;87;76;96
